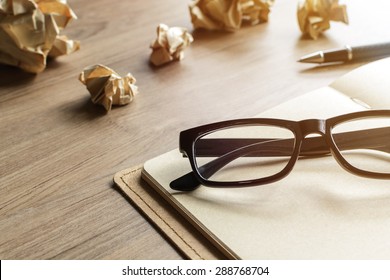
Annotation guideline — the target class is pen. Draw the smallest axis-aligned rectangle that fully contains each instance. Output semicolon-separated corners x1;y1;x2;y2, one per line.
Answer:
298;42;390;64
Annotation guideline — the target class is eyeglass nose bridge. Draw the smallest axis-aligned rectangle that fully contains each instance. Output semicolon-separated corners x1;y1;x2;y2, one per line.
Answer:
299;119;326;137
296;119;331;158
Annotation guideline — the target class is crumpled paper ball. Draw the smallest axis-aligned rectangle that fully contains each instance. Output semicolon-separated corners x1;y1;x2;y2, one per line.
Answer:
79;65;139;112
297;0;348;39
150;23;194;66
0;0;80;73
189;0;274;32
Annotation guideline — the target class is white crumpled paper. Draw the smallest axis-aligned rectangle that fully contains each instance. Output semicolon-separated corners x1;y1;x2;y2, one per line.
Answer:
150;23;194;66
297;0;348;39
189;0;274;31
0;0;80;73
79;64;139;112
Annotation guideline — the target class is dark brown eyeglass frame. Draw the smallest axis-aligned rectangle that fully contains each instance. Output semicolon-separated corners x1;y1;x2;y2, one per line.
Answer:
170;110;390;191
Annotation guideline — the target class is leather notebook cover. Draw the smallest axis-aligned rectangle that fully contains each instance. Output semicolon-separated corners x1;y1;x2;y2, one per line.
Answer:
113;165;226;259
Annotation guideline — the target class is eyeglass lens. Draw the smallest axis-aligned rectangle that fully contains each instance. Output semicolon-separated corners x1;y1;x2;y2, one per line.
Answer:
332;116;390;174
193;125;295;183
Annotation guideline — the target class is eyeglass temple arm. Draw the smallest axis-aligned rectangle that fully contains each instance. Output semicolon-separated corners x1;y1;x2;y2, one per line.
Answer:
193;138;324;157
170;127;389;191
192;127;390;157
333;127;390;152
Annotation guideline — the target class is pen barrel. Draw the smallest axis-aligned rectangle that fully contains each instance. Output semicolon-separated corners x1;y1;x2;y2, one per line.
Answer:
353;43;390;60
323;49;349;62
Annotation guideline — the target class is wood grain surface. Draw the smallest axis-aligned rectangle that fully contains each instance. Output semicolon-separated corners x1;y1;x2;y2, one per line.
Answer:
1;0;390;259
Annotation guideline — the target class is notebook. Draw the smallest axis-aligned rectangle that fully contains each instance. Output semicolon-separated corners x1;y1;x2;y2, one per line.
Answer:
141;58;390;259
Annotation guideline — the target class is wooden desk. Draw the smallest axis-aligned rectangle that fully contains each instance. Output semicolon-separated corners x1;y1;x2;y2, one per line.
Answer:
1;0;389;259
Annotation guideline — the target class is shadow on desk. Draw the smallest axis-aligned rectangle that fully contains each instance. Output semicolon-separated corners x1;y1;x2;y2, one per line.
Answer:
0;64;36;88
298;58;384;74
61;97;108;121
0;58;66;89
191;29;234;41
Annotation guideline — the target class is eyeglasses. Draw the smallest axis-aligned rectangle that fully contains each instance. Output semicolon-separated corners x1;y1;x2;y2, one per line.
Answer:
170;110;390;191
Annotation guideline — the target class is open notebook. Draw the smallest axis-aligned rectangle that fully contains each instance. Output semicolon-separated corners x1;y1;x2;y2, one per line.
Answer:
141;58;390;259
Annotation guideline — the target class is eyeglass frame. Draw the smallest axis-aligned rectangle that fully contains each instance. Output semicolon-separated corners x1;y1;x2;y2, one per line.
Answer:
170;110;390;191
